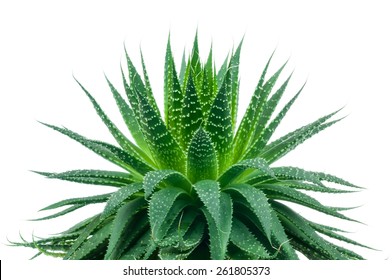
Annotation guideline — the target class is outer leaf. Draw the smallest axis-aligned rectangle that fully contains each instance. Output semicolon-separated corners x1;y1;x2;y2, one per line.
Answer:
187;128;218;183
194;180;221;224
272;201;347;259
64;215;102;259
260;110;342;163
74;79;145;160
124;48;159;115
225;184;272;242
251;72;293;142
36;169;133;187
201;192;232;260
218;158;274;187
143;169;192;198
101;183;142;220
234;57;287;160
40;193;111;211
69;222;112;260
105;76;152;160
230;217;270;259
149;187;189;242
119;230;151;260
40;123;153;176
272;166;324;187
105;197;145;259
261;184;358;222
32;205;84;221
244;79;302;160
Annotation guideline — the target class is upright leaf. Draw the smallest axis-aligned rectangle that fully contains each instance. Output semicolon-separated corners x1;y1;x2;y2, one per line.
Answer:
105;76;152;160
228;38;243;129
234;61;288;160
187;128;218;183
205;69;233;173
136;89;186;172
200;46;217;119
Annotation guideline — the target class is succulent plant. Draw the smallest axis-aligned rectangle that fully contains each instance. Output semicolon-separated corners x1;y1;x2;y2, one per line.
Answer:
13;33;370;260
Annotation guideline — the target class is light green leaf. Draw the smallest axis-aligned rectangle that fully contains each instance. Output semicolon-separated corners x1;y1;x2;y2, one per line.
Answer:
182;73;203;148
135;88;186;172
187;128;218;183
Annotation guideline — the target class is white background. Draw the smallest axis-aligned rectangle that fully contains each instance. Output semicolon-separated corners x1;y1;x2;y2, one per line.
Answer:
1;0;391;266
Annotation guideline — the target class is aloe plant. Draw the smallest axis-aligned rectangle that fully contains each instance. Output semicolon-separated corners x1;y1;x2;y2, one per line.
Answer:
13;33;370;260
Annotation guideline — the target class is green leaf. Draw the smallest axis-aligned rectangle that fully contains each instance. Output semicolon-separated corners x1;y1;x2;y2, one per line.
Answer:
64;215;102;259
205;69;233;173
187;127;218;183
251;72;293;142
101;183;143;220
105;76;152;160
140;50;160;116
136;88;186;173
69;222;112;260
225;184;272;242
264;180;354;194
40;193;111;211
200;46;217;119
201;192;232;260
143;169;193;198
244;79;302;160
189;32;203;91
164;36;184;144
194;180;221;224
119;230;152;260
216;54;229;90
40;123;153;176
74;78;146;160
261;184;358;222
218;158;274;187
310;222;373;249
32;205;84;221
182;73;203;148
234;57;287;160
228;38;243;130
149;188;189;242
230;217;270;259
260;109;342;163
272;201;347;259
105;197;145;259
179;48;187;85
124;48;159;115
36;169;133;187
272;166;324;187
